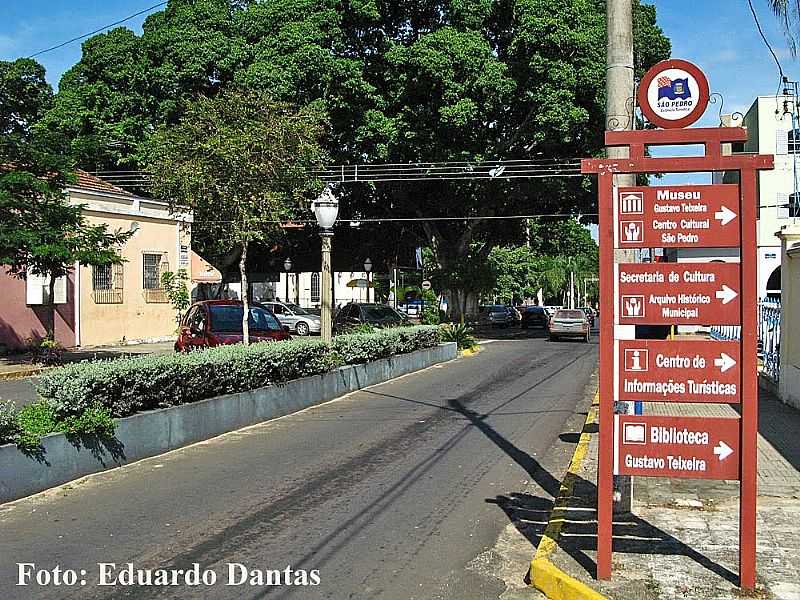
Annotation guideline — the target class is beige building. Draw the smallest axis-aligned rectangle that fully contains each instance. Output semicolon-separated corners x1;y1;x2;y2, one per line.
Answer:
0;171;193;351
70;173;193;346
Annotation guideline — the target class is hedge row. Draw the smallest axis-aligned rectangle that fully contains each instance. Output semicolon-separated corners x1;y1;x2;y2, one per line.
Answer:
34;326;442;420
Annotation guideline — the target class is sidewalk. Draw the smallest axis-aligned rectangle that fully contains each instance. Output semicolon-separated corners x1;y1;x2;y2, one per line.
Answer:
0;340;176;379
543;386;800;599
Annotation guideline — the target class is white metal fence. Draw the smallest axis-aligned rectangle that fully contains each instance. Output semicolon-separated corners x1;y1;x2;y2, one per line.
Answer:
709;299;781;382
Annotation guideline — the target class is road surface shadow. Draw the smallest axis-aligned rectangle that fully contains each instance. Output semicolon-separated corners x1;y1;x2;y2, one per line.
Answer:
485;415;739;587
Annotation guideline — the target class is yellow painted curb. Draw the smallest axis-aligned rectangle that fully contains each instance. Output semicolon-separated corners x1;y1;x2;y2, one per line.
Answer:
0;367;49;381
529;392;607;600
459;345;481;357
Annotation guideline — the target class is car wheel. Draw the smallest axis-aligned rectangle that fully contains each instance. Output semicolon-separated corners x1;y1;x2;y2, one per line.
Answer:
295;321;310;336
550;335;558;342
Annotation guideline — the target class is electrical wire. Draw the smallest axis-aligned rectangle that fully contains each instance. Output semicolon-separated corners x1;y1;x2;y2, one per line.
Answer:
198;213;597;224
747;0;786;95
27;2;168;58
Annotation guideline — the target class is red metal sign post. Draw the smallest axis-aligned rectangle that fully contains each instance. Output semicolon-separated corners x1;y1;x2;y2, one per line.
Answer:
583;59;773;589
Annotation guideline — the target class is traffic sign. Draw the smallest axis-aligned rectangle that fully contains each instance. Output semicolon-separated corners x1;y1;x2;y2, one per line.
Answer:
617;262;740;325
614;415;740;480
616;184;740;248
617;339;740;403
421;280;432;290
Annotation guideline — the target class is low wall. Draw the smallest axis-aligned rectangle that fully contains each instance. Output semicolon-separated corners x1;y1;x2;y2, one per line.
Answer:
0;342;457;503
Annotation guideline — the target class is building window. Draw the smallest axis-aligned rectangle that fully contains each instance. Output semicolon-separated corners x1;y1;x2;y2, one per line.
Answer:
25;269;67;305
790;193;800;218
143;253;169;303
310;272;320;304
789;128;800;154
92;263;124;304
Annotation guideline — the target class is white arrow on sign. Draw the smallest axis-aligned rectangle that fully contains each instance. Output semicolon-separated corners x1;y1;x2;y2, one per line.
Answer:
714;206;737;226
714;352;737;373
713;440;734;461
715;285;738;305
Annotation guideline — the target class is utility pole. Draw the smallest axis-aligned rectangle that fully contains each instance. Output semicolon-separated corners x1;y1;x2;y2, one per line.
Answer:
606;0;635;514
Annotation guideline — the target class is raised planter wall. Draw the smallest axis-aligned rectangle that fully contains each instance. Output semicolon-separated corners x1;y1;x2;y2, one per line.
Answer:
0;342;457;503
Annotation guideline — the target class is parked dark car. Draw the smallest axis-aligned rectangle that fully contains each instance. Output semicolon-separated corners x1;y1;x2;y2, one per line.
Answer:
175;300;290;351
549;309;591;343
478;305;516;328
334;302;408;332
521;305;550;329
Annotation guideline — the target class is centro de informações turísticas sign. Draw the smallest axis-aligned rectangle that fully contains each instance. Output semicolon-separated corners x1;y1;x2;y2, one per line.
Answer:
616;184;740;248
616;262;740;325
614;415;740;480
617;339;740;403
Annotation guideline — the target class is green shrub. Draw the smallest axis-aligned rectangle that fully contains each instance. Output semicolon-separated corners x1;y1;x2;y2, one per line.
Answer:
36;326;441;419
0;400;20;445
25;337;65;366
14;401;58;449
9;400;117;449
439;323;477;350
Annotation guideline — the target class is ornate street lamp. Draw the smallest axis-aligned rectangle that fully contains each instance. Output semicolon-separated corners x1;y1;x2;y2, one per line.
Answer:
363;257;372;303
313;186;339;342
283;257;292;303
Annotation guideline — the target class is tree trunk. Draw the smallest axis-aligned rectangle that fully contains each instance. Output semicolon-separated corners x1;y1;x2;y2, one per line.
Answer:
240;241;250;345
46;272;57;341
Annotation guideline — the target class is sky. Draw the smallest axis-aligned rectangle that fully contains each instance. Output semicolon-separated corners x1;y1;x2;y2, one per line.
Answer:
1;0;797;98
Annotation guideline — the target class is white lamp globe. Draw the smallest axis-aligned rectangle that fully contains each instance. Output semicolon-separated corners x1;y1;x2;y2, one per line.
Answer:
313;186;339;230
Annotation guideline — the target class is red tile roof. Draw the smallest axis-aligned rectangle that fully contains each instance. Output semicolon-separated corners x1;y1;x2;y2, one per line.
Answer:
72;170;134;196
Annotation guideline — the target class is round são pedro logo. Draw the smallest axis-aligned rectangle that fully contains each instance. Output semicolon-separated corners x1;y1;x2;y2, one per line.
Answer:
638;59;709;129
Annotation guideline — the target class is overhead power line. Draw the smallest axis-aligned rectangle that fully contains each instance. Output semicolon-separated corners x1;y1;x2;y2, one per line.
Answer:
89;158;585;190
28;2;168;59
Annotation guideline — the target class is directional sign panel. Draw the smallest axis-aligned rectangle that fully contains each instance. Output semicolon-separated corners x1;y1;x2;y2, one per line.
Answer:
617;262;740;325
616;185;741;249
617;339;740;403
614;415;740;480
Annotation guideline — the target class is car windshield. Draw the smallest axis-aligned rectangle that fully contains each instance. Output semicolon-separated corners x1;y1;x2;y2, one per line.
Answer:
285;303;310;315
488;305;507;312
363;305;403;321
554;310;585;320
209;305;282;332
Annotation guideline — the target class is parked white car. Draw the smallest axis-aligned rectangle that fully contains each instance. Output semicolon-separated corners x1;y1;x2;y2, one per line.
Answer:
265;302;321;336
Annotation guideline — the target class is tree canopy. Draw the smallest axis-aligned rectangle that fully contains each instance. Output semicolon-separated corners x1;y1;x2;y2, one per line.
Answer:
39;0;670;314
146;87;328;341
0;58;131;337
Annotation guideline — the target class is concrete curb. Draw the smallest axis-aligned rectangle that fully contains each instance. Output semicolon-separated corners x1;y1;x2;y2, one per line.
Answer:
529;391;607;600
0;366;49;381
0;343;457;504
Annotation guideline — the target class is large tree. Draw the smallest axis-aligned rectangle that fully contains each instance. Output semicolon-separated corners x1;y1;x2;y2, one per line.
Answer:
146;88;328;343
0;59;131;340
43;0;670;315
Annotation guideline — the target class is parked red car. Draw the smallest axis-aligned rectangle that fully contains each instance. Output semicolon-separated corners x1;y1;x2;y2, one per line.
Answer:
175;300;290;351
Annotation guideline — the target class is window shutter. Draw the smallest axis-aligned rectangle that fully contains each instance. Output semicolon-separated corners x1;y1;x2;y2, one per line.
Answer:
777;192;790;219
776;129;789;155
53;275;67;304
26;269;44;305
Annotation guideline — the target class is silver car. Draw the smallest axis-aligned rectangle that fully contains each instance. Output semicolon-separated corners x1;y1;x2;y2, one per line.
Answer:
265;302;321;336
549;309;591;342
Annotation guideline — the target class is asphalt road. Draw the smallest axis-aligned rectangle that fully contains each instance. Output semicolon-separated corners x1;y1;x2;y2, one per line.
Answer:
0;334;597;600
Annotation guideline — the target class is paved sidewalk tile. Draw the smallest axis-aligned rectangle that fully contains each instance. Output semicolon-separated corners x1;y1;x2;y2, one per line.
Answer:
546;387;800;599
